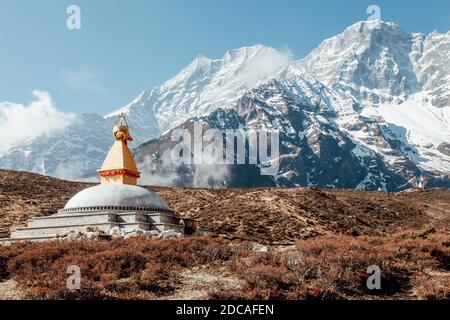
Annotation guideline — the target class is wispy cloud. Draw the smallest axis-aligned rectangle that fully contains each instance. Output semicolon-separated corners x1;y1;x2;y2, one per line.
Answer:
60;66;105;93
0;91;76;152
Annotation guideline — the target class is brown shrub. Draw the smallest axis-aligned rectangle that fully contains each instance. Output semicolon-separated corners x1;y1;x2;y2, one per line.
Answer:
136;262;176;294
0;233;448;300
209;233;450;300
242;264;297;299
286;236;413;297
430;249;450;270
0;237;238;299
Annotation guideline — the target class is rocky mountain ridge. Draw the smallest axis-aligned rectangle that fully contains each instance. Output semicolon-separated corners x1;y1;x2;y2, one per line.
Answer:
1;21;449;190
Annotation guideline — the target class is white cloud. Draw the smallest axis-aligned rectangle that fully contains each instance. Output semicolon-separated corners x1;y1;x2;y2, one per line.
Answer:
61;66;105;93
0;91;76;152
241;46;293;87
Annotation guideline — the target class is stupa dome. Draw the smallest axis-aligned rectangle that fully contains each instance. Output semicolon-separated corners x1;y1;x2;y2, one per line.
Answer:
64;184;170;211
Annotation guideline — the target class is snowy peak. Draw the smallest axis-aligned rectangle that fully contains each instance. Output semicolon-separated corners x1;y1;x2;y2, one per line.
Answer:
162;54;216;89
222;44;284;62
105;91;146;118
293;20;423;99
107;44;292;139
162;44;290;91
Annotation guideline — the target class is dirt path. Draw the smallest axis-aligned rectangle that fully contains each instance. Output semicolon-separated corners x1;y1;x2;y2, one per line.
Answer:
162;268;243;300
0;280;23;300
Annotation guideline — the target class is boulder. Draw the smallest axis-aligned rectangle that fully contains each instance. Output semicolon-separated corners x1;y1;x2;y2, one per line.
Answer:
96;232;112;241
83;226;100;233
55;226;178;241
108;227;124;238
123;228;148;238
125;228;146;235
252;242;269;252
158;230;183;239
144;230;160;237
66;231;80;241
56;231;69;239
84;231;97;240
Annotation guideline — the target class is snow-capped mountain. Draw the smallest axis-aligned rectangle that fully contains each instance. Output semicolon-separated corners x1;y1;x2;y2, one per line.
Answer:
0;114;112;180
106;45;291;138
1;20;449;190
291;20;450;107
288;21;450;183
134;74;449;190
291;21;421;99
412;30;450;108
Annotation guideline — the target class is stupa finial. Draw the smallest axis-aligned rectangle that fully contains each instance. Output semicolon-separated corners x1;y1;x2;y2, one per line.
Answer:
113;113;133;145
97;113;140;185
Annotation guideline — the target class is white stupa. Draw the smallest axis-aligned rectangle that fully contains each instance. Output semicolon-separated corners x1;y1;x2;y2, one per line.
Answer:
2;114;196;242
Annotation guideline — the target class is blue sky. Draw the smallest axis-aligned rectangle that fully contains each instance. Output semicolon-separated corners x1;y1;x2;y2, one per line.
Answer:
0;0;449;115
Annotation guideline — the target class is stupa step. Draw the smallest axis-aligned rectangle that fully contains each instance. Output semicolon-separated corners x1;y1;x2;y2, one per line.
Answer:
113;212;180;224
115;213;149;224
145;213;182;225
0;234;58;244
28;213;117;228
10;223;119;239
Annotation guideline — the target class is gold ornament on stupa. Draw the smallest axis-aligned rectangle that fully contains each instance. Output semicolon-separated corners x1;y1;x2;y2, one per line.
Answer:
97;113;141;185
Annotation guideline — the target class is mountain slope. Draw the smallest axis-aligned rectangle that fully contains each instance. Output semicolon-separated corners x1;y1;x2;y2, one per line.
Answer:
291;21;421;99
291;20;450;107
0;114;112;180
134;75;450;190
1;21;449;190
2;169;450;242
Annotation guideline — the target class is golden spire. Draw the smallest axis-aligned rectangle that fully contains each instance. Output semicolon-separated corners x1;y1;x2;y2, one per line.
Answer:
97;113;141;185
